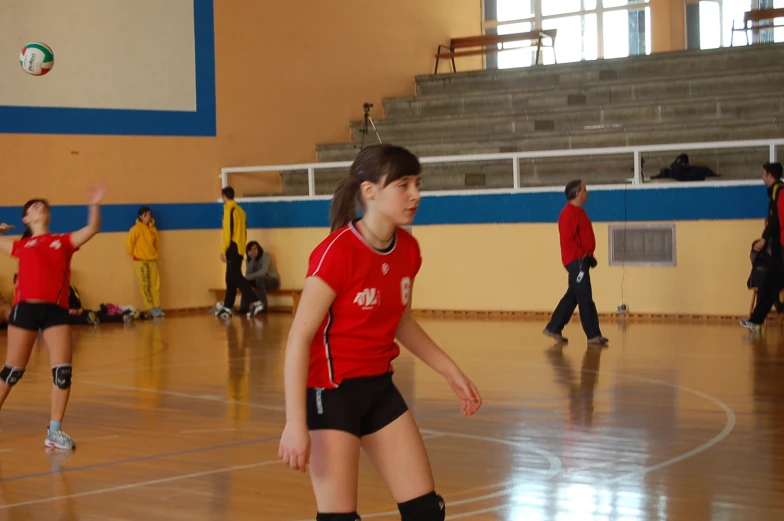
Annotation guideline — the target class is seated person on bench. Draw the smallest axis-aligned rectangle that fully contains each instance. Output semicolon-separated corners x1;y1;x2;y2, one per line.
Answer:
240;241;280;313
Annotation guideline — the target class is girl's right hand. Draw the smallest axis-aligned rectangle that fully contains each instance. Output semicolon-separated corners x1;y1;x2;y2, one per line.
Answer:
0;223;14;234
278;422;311;472
88;183;107;205
445;367;482;417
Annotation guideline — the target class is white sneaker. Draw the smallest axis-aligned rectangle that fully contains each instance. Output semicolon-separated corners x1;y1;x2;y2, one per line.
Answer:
216;303;233;319
211;302;233;319
45;429;75;450
740;319;761;334
247;301;265;318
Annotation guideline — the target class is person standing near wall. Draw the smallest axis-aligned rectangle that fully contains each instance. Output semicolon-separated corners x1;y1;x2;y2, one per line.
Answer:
741;162;784;333
214;187;264;319
543;180;608;346
126;206;164;318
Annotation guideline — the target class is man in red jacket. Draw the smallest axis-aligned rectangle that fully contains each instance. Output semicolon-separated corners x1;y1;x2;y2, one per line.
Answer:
544;180;608;345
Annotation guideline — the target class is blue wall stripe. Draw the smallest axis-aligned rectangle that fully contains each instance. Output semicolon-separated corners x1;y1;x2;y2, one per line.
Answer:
0;185;768;233
245;184;769;228
0;0;216;137
0;204;219;234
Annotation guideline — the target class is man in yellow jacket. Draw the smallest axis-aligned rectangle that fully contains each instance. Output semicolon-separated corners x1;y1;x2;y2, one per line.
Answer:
126;206;164;318
214;187;263;319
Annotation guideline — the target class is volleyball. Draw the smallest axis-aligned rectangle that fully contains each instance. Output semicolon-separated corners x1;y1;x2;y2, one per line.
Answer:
20;42;54;76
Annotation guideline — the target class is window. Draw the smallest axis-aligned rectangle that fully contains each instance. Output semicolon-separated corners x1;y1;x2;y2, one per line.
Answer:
699;0;784;48
497;22;535;69
498;0;534;21
542;0;582;17
485;0;651;69
609;224;677;267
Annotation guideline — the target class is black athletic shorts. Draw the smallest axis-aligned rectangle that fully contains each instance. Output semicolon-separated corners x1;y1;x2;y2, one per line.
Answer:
8;302;70;332
307;373;409;438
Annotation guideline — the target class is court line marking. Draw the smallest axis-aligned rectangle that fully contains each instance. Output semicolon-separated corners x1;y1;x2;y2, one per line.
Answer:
76;380;592;419
420;429;562;478
358;429;562;520
180;428;237;434
6;327;736;517
22;353;276;384
77;380;285;411
0;435;280;483
353;360;737;520
439;363;738;519
0;459;282;509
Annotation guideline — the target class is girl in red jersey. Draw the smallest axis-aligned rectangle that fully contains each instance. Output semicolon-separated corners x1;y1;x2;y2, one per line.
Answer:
278;145;482;521
0;184;106;450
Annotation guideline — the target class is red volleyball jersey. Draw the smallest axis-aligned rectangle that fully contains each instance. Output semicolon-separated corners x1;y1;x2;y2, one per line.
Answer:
306;221;422;388
12;233;78;309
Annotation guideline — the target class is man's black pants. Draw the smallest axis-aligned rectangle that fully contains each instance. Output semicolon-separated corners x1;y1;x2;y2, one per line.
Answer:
750;261;784;325
224;254;259;310
546;258;602;339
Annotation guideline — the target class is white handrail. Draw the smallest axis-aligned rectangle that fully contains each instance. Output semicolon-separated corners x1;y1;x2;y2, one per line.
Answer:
219;138;783;200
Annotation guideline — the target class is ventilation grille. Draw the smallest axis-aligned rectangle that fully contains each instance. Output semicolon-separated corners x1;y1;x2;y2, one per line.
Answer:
609;224;676;266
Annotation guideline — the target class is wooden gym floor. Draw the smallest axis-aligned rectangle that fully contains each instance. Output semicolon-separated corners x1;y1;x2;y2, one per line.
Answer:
0;313;782;520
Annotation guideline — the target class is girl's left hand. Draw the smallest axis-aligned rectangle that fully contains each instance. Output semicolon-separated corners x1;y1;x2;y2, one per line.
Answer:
0;223;15;234
445;368;482;417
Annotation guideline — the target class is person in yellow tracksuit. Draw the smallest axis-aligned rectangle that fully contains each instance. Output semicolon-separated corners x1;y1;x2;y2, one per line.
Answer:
126;206;164;318
215;187;263;319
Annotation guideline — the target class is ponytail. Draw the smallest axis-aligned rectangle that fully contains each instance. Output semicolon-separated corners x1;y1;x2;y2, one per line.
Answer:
329;176;360;232
21;227;32;239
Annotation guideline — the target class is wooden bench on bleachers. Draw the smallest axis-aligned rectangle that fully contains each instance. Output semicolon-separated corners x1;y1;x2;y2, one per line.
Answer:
434;29;557;74
209;287;302;314
731;8;784;46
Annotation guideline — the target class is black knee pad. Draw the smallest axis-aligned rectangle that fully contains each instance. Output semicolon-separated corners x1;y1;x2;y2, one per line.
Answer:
52;364;72;390
0;365;25;387
398;491;445;521
316;514;360;521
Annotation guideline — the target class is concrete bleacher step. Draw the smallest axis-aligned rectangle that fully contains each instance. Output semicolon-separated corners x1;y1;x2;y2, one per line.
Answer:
317;117;784;163
292;44;784;197
351;92;784;143
282;147;767;196
384;67;784;120
414;42;784;96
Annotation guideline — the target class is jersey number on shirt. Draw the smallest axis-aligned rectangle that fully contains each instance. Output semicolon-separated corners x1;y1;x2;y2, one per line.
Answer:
401;277;411;306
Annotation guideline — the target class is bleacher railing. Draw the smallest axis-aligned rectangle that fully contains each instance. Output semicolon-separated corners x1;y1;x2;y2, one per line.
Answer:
220;138;784;201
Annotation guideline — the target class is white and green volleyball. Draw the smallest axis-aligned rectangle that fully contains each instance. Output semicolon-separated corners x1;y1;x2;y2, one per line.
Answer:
20;42;54;76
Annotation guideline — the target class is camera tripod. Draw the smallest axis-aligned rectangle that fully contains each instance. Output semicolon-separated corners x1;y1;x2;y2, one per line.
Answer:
355;102;382;149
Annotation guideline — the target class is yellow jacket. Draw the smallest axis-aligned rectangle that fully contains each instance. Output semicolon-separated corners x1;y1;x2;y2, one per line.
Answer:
222;200;247;256
126;219;159;261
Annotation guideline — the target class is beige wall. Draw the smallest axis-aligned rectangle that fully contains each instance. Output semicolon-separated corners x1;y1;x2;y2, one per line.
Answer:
0;0;482;205
249;219;762;318
0;216;759;321
0;0;482;308
3;1;752;317
214;0;482;177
